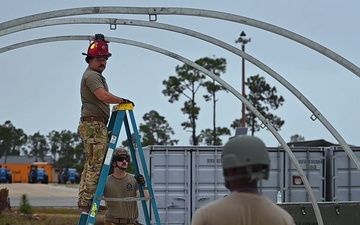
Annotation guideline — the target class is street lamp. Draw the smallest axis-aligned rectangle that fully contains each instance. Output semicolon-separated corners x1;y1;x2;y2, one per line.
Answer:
235;31;251;128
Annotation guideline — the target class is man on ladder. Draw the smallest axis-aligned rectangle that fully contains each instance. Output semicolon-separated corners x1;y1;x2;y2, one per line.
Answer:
78;33;134;211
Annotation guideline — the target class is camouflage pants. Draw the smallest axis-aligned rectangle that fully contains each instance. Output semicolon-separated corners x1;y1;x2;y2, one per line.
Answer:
77;121;108;207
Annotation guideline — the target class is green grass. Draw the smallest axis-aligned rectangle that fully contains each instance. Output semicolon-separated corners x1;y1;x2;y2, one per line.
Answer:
0;207;105;225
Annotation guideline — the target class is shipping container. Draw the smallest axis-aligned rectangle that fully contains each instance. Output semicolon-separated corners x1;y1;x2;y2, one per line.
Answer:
140;145;326;225
260;147;284;203
328;146;360;201
145;146;221;224
283;147;326;202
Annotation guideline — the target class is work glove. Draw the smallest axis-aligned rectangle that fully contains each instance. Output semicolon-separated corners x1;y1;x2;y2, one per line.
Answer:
122;98;135;106
135;174;146;186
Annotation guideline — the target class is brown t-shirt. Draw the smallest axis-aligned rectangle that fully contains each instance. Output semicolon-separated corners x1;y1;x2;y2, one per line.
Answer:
80;67;110;120
191;192;295;225
104;173;139;219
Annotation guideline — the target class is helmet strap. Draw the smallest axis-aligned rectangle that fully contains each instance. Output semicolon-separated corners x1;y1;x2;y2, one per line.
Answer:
249;171;266;181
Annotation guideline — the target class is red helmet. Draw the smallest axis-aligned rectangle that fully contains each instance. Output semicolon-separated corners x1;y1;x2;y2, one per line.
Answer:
82;34;112;62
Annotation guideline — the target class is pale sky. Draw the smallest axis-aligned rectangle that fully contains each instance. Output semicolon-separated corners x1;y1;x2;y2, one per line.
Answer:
1;1;359;147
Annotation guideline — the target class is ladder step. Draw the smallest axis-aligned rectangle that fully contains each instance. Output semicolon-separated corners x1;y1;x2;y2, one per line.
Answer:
98;196;153;202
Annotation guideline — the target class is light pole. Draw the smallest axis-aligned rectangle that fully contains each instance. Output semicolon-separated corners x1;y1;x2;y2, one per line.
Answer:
235;31;251;128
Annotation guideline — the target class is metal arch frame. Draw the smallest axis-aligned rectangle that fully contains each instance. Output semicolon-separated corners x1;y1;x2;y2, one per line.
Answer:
1;6;359;223
0;36;324;225
0;7;359;78
1;7;358;225
2;18;360;177
1;7;359;179
1;8;359;178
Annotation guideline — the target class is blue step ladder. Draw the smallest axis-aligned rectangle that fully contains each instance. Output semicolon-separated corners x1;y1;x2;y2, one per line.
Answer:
77;103;161;225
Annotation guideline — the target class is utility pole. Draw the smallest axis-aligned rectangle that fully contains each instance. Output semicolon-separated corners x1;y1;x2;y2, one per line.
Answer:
235;31;251;127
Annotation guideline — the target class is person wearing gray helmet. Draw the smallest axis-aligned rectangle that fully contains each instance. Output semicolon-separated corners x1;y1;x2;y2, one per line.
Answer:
191;136;295;225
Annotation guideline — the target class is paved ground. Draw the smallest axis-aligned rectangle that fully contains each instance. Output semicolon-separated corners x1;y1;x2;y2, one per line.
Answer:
2;183;145;222
2;183;78;207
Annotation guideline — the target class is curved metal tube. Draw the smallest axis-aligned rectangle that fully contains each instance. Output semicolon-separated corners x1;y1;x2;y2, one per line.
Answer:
0;35;324;225
0;6;359;78
2;18;359;177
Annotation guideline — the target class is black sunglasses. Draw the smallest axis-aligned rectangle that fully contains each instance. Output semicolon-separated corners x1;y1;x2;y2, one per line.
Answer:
116;157;130;162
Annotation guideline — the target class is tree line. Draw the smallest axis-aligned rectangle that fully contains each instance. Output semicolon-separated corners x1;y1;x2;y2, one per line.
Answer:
0;56;285;170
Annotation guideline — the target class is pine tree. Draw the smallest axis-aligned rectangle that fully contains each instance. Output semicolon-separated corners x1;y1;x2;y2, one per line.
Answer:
19;194;34;214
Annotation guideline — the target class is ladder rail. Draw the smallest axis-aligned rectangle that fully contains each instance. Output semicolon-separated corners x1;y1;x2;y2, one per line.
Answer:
77;104;161;225
129;110;162;225
123;114;152;225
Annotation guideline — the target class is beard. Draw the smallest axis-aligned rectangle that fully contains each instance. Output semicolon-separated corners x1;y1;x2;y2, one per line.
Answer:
94;65;105;74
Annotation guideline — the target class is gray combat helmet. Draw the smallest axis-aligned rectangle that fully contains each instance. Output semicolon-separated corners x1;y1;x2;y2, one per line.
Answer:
221;135;270;180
